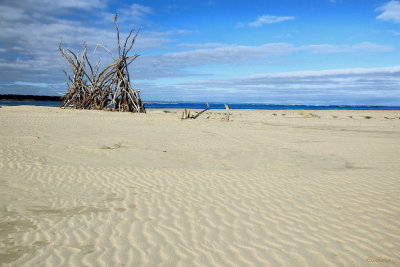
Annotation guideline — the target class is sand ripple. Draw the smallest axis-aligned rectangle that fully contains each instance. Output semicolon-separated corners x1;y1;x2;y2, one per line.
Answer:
1;107;399;266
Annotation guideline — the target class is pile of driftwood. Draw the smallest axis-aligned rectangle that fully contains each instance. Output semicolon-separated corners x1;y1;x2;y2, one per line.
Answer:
181;103;209;119
59;14;145;112
181;103;232;120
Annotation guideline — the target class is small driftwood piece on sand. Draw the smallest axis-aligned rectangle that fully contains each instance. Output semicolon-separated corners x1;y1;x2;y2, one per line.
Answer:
59;14;145;113
182;103;209;119
224;104;231;120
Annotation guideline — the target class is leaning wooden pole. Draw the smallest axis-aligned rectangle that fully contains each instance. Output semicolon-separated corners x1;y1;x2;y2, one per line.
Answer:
181;103;209;119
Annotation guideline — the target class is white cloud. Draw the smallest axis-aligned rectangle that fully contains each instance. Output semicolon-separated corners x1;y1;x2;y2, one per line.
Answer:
133;43;295;78
47;0;106;10
249;15;295;27
118;3;154;21
244;66;400;79
376;1;400;23
12;81;50;88
302;42;394;54
177;43;227;49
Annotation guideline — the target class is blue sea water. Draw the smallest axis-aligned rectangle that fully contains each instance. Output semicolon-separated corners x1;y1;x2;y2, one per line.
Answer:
0;101;63;107
1;100;400;110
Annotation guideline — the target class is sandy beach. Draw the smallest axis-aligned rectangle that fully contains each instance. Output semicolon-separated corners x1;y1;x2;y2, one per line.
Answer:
0;105;399;266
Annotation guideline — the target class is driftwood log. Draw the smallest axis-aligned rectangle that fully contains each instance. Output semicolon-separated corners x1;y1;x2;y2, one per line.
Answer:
181;103;209;119
59;14;145;112
224;104;231;120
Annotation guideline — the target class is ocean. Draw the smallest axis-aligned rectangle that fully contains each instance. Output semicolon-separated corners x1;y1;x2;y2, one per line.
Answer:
1;100;400;110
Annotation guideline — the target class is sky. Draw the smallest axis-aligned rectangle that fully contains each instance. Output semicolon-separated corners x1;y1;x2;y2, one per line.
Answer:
0;0;400;105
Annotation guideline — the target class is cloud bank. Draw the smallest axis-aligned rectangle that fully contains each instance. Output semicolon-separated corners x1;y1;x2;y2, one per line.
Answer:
133;42;394;79
0;0;169;86
142;66;400;105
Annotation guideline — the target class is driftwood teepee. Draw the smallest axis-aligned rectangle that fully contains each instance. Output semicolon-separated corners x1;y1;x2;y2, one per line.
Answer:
59;14;145;112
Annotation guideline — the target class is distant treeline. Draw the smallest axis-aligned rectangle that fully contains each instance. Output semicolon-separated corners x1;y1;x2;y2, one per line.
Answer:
0;94;62;102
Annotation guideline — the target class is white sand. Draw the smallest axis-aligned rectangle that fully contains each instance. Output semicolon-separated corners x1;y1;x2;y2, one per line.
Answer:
0;106;399;266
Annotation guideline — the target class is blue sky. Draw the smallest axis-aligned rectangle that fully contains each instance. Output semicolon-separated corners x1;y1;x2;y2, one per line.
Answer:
0;0;400;105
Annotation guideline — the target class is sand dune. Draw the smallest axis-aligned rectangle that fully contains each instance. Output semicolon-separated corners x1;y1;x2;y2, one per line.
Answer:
0;106;399;266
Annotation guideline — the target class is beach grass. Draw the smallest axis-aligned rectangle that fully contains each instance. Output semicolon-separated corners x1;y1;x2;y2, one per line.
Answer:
309;113;320;118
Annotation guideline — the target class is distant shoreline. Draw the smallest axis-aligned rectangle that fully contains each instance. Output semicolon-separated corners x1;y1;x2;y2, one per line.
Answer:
0;94;62;102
